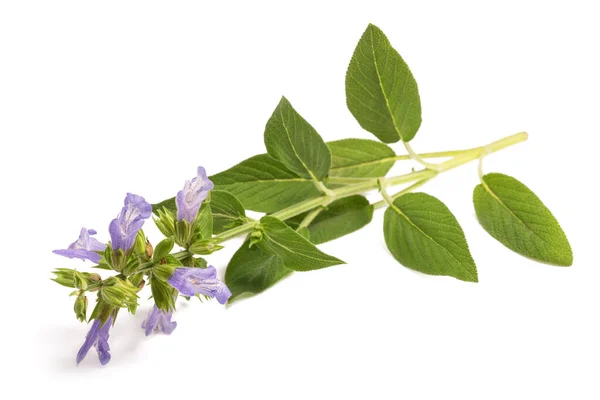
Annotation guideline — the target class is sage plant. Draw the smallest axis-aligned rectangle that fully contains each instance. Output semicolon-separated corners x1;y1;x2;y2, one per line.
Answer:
52;24;572;365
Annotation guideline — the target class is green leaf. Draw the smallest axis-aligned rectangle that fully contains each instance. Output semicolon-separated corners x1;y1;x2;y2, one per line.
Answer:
211;154;321;213
210;190;247;234
328;139;396;178
225;240;292;303
346;24;422;143
258;216;344;271
153;237;175;262
152;198;176;215
264;96;332;181
150;275;176;312
287;196;374;244
193;257;208;268
473;173;573;266
92;263;112;270
296;226;311;240
193;203;213;240
384;193;478;282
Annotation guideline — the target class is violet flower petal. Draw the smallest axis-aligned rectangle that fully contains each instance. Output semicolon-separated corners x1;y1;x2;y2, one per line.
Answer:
176;166;214;222
167;266;231;304
142;305;178;336
96;320;112;365
53;228;106;263
159;312;177;335
76;316;113;365
109;193;152;251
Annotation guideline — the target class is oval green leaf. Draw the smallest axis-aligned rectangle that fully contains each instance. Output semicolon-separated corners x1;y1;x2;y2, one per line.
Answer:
210;154;321;213
225;240;292;303
473;173;573;266
209;190;247;234
328;139;396;178
346;24;422;143
384;193;478;282
258;216;344;271
264;96;332;181
287;196;374;244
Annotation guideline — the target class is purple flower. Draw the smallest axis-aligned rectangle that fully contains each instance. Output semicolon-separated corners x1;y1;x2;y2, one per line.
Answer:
141;305;177;336
109;193;152;251
53;228;106;263
176;166;214;222
167;266;231;304
76;316;113;366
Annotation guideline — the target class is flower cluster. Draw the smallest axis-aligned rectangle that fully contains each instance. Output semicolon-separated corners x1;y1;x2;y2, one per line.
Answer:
53;167;230;366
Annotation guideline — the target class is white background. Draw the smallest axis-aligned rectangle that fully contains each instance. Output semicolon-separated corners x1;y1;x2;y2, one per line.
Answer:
1;1;599;399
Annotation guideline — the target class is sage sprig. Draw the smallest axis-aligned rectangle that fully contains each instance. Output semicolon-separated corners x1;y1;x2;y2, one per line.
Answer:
52;23;572;366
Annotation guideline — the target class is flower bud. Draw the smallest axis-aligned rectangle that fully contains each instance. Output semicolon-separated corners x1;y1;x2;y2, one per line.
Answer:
74;294;88;322
249;230;263;247
121;256;141;276
189;239;224;255
133;229;147;257
73;271;88;291
52;271;77;288
111;248;127;272
101;278;139;310
153;263;176;282
104;277;118;286
175;220;192;247
154;208;176;238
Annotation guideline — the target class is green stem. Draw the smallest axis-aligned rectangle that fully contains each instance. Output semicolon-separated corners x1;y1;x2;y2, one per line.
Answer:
377;178;395;206
136;250;193;274
314;180;336;196
327;148;480;185
84;282;104;291
325;176;374;185
372;177;434;209
394;147;480;161
403;141;444;171
212;132;528;243
298;207;324;229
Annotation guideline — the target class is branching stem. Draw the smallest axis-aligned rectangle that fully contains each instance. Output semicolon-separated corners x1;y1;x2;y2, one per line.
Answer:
213;132;528;242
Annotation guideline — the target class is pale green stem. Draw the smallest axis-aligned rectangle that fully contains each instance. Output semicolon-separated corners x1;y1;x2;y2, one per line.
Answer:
403;141;444;171
372;177;435;209
298;207;324;229
325;176;374;185
314;180;336;196
478;153;485;181
213;132;528;243
393;147;480;161
376;177;395;206
327;146;484;186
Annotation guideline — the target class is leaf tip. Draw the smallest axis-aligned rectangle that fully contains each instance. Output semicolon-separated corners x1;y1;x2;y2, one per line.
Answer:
456;265;479;283
366;22;379;32
554;249;573;267
279;95;290;106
